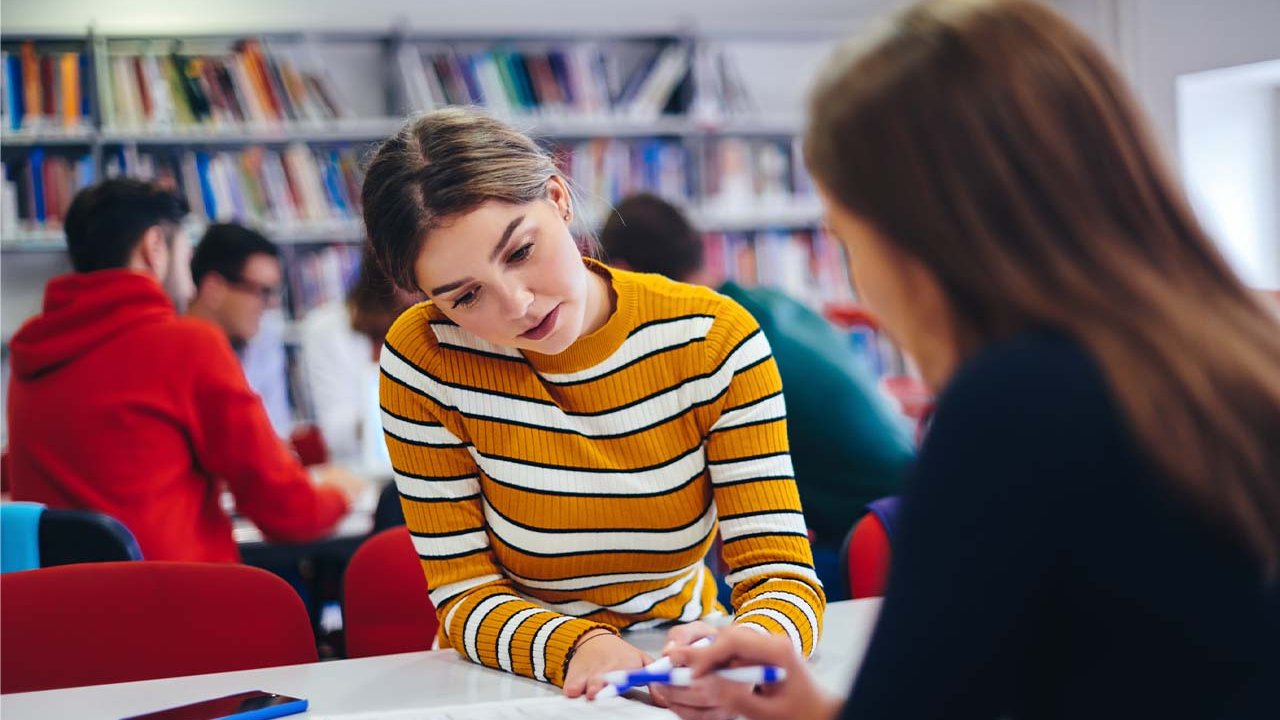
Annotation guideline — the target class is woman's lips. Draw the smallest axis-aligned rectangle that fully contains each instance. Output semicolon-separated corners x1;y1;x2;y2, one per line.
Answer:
520;304;561;340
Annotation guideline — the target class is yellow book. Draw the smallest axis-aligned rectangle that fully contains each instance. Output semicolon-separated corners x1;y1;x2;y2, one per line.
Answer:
60;53;79;128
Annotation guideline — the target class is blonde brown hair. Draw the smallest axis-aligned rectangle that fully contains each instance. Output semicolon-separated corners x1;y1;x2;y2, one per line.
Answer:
362;107;591;291
806;0;1280;575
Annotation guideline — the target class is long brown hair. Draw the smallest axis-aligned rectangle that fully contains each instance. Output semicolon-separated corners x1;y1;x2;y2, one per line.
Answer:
805;0;1280;576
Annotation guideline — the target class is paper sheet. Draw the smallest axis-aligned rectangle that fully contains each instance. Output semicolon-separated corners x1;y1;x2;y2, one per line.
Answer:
310;695;676;720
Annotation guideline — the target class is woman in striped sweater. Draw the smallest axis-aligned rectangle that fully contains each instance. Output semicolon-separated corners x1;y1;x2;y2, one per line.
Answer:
360;107;826;705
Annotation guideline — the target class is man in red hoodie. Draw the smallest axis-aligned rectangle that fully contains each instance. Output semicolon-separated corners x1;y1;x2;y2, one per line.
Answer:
6;179;362;562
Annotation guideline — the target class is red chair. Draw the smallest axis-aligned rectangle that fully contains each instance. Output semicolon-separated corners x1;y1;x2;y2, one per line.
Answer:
839;496;901;599
343;526;439;658
0;561;317;693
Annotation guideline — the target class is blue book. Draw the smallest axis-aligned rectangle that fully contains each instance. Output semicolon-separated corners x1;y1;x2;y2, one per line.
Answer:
225;156;247;221
546;50;575;106
76;154;95;188
78;52;91;119
460;55;484;105
194;151;217;220
29;149;46;223
322;153;348;215
508;52;538;110
5;54;23;131
643;141;662;190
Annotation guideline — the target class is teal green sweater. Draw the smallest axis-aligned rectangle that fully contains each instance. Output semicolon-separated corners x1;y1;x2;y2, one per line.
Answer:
719;282;915;546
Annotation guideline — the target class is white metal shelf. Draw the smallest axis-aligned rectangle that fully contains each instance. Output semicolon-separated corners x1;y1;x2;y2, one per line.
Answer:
100;118;405;145
7;115;806;147
1;126;97;146
693;199;825;231
1;228;66;251
259;220;365;244
0;222;366;252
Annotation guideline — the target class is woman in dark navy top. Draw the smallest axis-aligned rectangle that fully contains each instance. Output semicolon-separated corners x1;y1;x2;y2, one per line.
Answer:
659;1;1280;718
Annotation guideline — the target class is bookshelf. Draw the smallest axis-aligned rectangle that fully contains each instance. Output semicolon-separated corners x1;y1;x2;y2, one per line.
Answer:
3;28;835;311
3;29;891;396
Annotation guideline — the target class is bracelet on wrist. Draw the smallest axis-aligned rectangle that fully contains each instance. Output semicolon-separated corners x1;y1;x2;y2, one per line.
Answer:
562;628;617;678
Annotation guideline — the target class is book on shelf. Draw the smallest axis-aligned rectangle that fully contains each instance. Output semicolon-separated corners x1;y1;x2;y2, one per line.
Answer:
1;152;96;236
702;228;854;310
703;136;815;211
396;39;692;121
102;37;350;132
689;41;756;123
105;143;364;230
284;243;362;319
553;138;691;223
0;42;93;133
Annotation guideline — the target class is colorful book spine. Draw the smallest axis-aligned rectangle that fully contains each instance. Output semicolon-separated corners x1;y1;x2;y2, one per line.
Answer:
5;53;23;130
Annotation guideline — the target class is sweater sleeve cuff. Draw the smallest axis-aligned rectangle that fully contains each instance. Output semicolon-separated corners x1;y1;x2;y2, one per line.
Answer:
543;620;620;687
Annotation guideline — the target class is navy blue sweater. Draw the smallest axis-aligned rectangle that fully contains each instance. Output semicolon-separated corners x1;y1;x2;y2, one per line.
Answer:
841;333;1278;719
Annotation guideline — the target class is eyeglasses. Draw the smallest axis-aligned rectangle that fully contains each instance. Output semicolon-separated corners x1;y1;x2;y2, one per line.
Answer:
227;276;283;306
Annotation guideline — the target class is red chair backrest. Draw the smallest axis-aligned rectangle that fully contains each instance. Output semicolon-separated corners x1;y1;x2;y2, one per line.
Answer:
0;561;317;693
343;526;439;658
846;512;894;599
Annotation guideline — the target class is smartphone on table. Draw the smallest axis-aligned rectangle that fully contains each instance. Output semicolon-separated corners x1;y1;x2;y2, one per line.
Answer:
119;690;308;720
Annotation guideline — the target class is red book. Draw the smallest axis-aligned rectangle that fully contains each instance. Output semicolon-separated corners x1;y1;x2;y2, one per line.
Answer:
41;156;60;228
526;54;562;108
132;57;153;120
197;59;231;122
40;55;56;118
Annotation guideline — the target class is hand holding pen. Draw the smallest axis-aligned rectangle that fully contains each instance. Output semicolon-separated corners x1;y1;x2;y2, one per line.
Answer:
602;663;787;691
658;625;842;720
593;636;717;699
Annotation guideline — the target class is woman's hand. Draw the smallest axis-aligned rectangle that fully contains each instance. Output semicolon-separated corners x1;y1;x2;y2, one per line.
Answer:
663;625;844;720
648;621;735;720
563;630;654;701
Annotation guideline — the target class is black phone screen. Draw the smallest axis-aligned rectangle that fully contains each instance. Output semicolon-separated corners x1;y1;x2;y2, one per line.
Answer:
119;690;304;720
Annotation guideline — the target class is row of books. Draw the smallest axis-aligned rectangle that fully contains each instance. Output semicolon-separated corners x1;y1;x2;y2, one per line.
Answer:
701;227;909;381
1;152;97;235
1;44;93;131
689;44;756;120
397;41;691;120
555;138;691;216
103;40;347;130
702;229;855;309
702;137;815;208
3;34;775;139
105;144;364;228
284;243;362;319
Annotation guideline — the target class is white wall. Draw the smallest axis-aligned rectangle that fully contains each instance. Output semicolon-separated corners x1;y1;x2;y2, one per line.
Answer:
1177;61;1280;289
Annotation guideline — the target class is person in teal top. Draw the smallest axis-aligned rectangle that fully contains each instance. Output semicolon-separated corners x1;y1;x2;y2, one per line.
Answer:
599;193;915;599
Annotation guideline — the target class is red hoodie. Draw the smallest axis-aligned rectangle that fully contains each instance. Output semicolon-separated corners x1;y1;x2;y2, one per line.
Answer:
7;270;349;562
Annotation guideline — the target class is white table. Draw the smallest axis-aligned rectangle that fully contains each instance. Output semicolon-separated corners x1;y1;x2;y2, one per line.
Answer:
229;477;387;546
0;599;881;719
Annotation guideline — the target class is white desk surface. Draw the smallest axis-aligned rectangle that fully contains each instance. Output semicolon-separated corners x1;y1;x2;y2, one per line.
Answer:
0;599;881;719
230;477;386;545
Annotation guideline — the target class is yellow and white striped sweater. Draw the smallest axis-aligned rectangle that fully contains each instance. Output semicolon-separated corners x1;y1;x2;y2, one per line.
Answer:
379;262;825;686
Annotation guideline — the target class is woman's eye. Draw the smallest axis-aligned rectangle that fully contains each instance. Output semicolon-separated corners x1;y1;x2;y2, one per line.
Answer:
452;289;479;308
508;242;534;263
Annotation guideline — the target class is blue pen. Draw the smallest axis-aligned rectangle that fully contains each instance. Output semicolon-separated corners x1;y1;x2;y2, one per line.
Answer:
595;636;715;699
609;665;787;688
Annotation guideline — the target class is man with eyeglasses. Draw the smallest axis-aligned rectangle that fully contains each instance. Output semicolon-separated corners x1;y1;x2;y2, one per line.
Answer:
188;223;292;436
7;179;363;562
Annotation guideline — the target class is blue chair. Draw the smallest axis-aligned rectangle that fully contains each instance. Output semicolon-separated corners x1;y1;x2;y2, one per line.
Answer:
1;503;143;573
